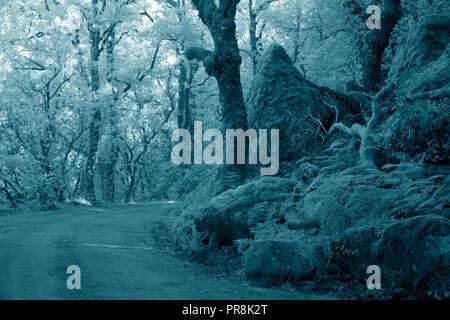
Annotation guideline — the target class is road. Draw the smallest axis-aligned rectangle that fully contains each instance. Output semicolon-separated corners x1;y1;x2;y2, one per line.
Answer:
0;203;324;300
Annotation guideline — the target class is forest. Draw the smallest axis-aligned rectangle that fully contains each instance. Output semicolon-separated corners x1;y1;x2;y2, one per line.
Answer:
0;0;449;299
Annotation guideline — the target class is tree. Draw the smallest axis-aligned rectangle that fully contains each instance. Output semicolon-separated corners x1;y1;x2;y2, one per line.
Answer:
247;0;278;74
186;0;248;194
360;0;403;92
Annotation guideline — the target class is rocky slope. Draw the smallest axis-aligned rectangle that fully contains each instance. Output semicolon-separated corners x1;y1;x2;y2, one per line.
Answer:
173;14;449;299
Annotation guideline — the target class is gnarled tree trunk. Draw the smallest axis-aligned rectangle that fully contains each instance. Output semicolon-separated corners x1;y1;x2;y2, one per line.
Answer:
187;0;248;194
362;0;403;93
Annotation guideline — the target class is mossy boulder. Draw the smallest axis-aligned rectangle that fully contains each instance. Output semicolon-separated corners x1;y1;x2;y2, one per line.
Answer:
244;240;315;286
195;177;296;246
246;44;364;163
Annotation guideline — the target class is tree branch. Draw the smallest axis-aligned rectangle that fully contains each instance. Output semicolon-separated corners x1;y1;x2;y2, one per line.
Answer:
140;10;154;23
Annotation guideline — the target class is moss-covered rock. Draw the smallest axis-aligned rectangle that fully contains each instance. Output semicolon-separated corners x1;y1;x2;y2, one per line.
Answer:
299;169;403;235
388;15;450;99
244;240;315;286
325;215;449;296
375;15;450;165
246;44;364;163
375;215;450;294
195;177;296;246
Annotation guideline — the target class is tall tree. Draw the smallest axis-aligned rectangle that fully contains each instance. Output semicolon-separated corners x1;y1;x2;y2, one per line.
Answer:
361;0;403;92
83;0;103;204
248;0;277;75
186;0;248;194
102;25;120;202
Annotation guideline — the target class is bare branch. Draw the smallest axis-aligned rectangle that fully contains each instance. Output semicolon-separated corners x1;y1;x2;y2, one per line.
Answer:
140;10;154;22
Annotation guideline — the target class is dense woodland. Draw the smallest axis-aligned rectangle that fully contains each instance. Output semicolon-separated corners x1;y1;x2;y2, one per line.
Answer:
0;0;449;298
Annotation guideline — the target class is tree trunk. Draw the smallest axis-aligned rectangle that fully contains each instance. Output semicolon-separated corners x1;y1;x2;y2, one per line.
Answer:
103;27;120;203
362;0;402;93
84;1;102;204
124;174;135;204
249;0;259;74
187;0;248;194
177;58;190;129
177;59;198;130
40;90;58;208
0;186;17;209
176;3;197;131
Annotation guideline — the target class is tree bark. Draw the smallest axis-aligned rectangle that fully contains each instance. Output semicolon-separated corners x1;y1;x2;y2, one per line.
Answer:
124;173;135;204
0;185;17;209
188;0;248;194
362;0;402;93
249;0;258;75
177;57;197;131
84;0;102;204
329;83;396;168
177;58;188;129
175;2;195;131
103;27;120;203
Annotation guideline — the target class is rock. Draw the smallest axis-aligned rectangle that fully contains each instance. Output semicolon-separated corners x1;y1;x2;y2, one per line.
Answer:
377;97;449;165
298;163;450;235
375;215;450;293
299;169;403;235
368;15;450;167
291;162;319;185
375;16;450;166
324;215;449;295
246;44;364;163
327;225;379;278
244;240;315;286
287;218;321;231
388;15;450;99
387;163;426;180
195;177;296;246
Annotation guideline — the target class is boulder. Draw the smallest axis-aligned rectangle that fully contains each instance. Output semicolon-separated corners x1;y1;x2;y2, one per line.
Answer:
244;240;315;286
299;169;404;235
324;214;449;295
298;164;449;236
375;215;450;293
377;98;449;165
195;177;296;246
375;15;450;165
388;15;450;99
246;44;364;163
327;225;379;278
291;162;320;186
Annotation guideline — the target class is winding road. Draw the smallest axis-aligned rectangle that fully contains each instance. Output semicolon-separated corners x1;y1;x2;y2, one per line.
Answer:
0;203;323;300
